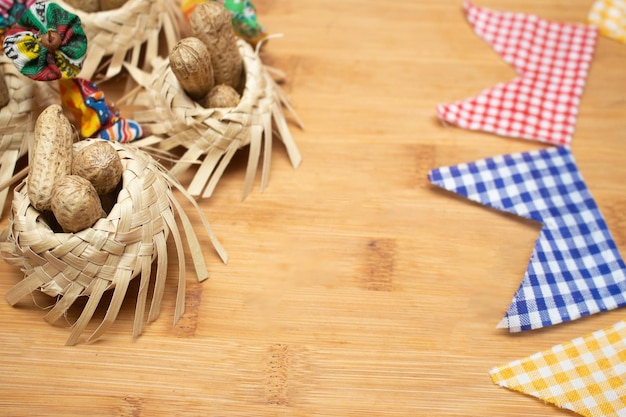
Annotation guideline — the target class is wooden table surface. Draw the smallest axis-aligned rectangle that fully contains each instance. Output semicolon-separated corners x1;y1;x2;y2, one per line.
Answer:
1;0;625;415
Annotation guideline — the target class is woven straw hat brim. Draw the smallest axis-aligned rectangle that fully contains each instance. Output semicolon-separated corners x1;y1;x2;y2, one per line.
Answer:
126;39;302;200
0;55;57;218
53;0;183;80
0;140;227;345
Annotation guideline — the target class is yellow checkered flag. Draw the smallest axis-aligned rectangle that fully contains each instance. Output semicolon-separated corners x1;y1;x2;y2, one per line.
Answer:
490;320;626;417
588;0;626;43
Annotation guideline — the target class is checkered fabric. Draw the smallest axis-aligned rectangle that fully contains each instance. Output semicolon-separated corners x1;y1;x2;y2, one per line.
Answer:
437;1;598;146
588;0;626;44
428;146;626;332
490;319;626;417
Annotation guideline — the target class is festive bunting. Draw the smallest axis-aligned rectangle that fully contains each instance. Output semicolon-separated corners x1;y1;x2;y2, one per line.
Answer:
428;146;626;332
490;319;626;416
2;1;87;81
588;0;626;44
438;1;598;146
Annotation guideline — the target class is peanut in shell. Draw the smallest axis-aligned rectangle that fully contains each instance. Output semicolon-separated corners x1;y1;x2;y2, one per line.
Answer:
200;84;240;108
28;104;74;212
190;1;243;91
169;37;215;101
51;175;105;233
64;0;100;12
0;70;9;108
72;140;123;196
99;0;128;11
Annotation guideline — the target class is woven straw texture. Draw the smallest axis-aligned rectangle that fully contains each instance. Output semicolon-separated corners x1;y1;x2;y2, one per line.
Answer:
0;139;227;345
0;54;55;218
51;0;183;80
126;39;302;199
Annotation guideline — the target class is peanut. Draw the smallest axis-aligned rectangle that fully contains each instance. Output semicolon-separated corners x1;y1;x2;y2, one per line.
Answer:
64;0;100;12
0;70;9;108
51;175;105;233
72;141;123;196
28;104;74;212
200;84;240;108
190;2;243;91
169;37;215;101
99;0;128;11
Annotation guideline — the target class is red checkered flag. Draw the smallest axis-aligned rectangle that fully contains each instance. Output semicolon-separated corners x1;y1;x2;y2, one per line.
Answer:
438;1;598;146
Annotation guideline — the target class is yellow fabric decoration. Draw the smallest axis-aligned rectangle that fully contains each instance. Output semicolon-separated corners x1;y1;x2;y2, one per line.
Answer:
181;0;204;19
490;320;626;417
58;78;105;138
588;0;626;43
13;33;39;60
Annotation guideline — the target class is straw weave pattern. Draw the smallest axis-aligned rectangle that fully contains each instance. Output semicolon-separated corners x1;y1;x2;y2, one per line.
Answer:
0;54;56;218
0;56;35;159
52;0;182;80
1;140;220;345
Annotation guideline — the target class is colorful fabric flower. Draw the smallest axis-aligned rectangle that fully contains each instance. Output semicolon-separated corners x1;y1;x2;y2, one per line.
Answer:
2;1;87;81
0;0;36;41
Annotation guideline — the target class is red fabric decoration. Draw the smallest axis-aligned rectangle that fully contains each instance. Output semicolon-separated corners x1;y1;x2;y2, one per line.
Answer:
438;1;598;146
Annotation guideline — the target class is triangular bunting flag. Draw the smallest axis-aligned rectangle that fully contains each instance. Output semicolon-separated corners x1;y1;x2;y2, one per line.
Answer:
438;1;598;146
588;0;626;44
490;319;626;416
428;146;626;331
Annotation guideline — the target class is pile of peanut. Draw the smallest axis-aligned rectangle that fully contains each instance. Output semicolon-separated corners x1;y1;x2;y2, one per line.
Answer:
170;2;243;108
28;105;123;233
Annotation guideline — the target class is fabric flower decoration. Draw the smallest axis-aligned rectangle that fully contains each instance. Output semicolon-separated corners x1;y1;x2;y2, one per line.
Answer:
2;1;87;81
0;0;36;42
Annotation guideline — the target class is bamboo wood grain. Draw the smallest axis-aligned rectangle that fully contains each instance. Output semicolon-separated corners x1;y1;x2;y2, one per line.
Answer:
1;0;625;415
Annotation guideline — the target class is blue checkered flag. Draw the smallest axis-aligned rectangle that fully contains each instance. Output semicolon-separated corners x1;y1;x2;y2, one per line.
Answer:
429;146;626;332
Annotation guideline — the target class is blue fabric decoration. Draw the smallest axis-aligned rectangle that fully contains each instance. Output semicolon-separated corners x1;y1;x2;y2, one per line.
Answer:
428;145;626;332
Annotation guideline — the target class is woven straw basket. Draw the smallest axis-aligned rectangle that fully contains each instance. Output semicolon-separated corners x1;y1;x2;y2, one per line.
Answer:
51;0;182;81
126;38;302;199
0;55;56;218
0;139;227;345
